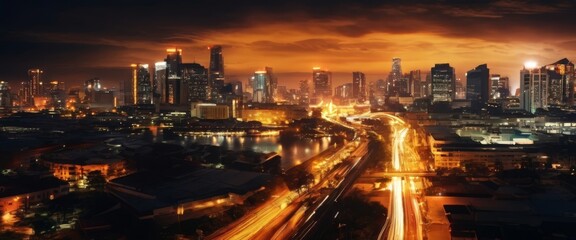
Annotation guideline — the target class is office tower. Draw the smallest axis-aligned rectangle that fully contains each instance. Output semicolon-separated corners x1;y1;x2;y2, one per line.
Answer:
372;79;387;106
299;80;310;105
544;58;575;106
28;69;43;97
19;81;30;106
154;62;167;104
312;67;332;101
490;74;501;99
251;69;274;103
183;63;209;102
209;46;225;101
431;63;456;103
230;81;243;96
131;63;152;104
335;83;353;99
409;70;422;98
455;78;465;100
164;48;183;105
352;71;366;102
490;74;510;100
388;58;403;96
498;76;510;98
0;81;11;108
84;78;101;103
265;67;278;102
520;63;548;113
466;64;490;105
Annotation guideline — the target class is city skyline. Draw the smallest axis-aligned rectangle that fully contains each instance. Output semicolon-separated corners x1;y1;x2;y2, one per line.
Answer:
2;1;576;91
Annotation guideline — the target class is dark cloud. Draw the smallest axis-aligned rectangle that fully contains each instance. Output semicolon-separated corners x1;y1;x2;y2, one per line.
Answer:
0;0;575;88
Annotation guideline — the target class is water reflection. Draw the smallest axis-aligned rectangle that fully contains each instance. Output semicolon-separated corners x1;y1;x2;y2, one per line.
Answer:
181;135;333;170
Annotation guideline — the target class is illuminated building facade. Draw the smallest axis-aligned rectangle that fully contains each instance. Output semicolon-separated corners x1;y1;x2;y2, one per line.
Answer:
388;58;403;96
409;70;422;98
164;48;183;105
312;67;332;102
431;63;456;103
183;63;209;102
299;79;310;105
209;45;225;101
352;71;366;102
84;78;101;103
132;63;152;104
466;64;490;106
490;74;510;100
154;62;167;104
0;81;11;109
544;58;575;106
252;70;273;103
28;69;43;98
190;102;229;119
520;65;548;113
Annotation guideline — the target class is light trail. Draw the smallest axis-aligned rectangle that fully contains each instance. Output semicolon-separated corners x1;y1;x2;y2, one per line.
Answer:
357;112;424;240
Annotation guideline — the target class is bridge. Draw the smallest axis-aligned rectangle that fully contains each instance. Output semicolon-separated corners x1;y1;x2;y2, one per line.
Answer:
363;171;436;178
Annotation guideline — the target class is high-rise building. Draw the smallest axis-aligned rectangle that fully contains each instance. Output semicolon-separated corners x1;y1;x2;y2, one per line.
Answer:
84;78;101;103
0;81;11;108
131;64;152;105
312;67;332;101
352;71;366;102
409;70;422;98
28;69;43;97
490;74;510;100
154;62;167;104
299;80;310;105
490;74;501;100
498;76;510;98
520;63;548;113
230;81;243;96
251;69;274;103
544;58;575;106
183;63;209;102
164;49;183;105
466;64;490;105
335;83;353;99
431;63;456;103
388;58;403;96
209;46;225;101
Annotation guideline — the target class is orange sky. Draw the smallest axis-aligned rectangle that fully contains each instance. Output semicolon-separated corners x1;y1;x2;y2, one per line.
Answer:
2;0;576;92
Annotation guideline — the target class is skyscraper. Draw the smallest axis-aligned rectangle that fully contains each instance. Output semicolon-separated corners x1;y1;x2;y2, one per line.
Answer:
352;71;366;102
544;58;575;106
388;58;403;96
27;69;43;100
409;70;422;98
154;61;167;104
466;64;490;105
183;63;209;102
209;46;225;101
131;64;152;105
251;67;275;103
0;81;11;108
299;79;310;105
312;67;332;102
520;63;548;113
84;78;101;103
164;48;183;105
431;63;456;103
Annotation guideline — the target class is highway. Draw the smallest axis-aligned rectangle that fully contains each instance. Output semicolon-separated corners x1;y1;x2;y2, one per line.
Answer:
371;112;425;240
289;139;372;240
206;136;366;240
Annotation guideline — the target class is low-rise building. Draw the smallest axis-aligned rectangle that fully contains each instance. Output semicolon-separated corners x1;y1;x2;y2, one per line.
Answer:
426;126;545;169
0;173;69;213
107;168;272;224
42;145;127;185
